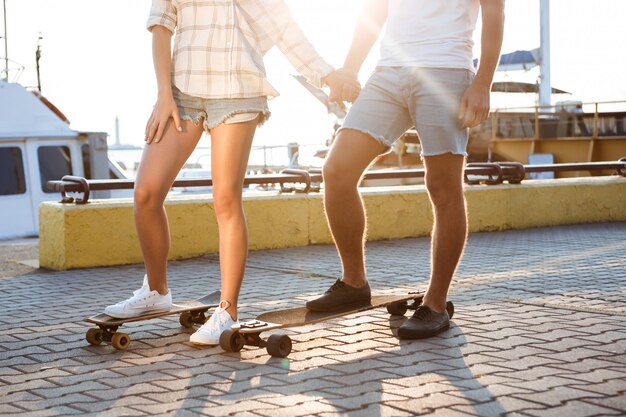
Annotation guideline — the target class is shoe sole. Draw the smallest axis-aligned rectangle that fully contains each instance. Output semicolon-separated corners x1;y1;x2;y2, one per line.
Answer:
397;322;450;340
104;306;172;319
190;340;218;347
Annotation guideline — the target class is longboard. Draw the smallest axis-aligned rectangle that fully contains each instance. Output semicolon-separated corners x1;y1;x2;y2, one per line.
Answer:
84;291;221;350
221;292;454;358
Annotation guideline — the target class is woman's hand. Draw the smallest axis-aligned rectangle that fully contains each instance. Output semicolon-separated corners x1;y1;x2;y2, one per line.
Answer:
145;92;182;144
326;69;361;109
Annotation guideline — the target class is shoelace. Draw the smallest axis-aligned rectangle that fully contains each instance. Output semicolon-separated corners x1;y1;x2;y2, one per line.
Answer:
413;306;432;321
132;278;150;296
326;279;346;293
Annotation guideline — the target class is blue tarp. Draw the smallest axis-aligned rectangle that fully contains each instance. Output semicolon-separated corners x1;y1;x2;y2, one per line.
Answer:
474;48;539;71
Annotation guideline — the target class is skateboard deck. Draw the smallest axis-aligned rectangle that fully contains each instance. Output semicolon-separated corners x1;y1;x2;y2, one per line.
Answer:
222;292;454;358
84;291;221;350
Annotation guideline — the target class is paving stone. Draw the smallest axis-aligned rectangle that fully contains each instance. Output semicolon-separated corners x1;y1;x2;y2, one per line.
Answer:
89;406;147;416
560;368;626;384
512;386;604;407
172;399;274;416
254;400;341;417
258;394;326;408
87;383;170;401
522;400;623;417
584;395;626;412
29;381;111;399
261;377;343;394
319;403;416;417
568;379;626;397
0;404;27;415
452;396;546;416
385;373;460;388
386;392;477;413
2;223;626;416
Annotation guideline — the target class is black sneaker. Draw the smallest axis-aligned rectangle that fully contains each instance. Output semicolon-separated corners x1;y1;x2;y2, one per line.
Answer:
305;279;371;312
397;305;450;339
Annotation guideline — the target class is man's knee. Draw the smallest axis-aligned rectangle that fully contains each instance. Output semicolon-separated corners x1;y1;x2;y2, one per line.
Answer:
426;175;465;209
323;130;384;190
322;157;355;190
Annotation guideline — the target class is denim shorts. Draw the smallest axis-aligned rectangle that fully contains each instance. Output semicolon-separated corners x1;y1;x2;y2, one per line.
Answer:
172;85;271;132
340;66;474;157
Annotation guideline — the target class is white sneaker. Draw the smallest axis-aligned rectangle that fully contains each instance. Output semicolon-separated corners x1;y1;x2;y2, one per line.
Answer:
104;275;172;319
190;302;238;346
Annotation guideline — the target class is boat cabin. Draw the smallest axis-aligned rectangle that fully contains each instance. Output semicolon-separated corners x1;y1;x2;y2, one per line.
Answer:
0;80;117;239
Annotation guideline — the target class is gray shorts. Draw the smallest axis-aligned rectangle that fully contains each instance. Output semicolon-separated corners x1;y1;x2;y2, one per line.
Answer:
172;85;271;133
340;66;474;157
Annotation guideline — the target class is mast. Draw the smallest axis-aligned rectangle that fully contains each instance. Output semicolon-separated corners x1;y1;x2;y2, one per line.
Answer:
36;34;42;92
3;0;8;81
539;0;551;107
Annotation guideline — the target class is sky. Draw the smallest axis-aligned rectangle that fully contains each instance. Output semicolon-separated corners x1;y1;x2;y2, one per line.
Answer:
3;0;626;160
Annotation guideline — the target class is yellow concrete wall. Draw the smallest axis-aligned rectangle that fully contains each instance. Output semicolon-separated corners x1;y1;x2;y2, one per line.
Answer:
39;176;626;270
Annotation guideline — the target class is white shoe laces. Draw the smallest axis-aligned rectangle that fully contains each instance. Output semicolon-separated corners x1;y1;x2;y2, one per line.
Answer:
198;300;235;332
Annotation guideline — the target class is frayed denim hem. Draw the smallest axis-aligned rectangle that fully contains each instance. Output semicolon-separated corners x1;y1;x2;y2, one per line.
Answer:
336;127;393;152
203;109;271;131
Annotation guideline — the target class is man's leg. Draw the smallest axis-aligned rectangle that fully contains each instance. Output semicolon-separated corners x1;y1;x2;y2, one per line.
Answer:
422;153;467;311
324;130;388;285
398;152;467;338
305;129;387;311
307;66;413;311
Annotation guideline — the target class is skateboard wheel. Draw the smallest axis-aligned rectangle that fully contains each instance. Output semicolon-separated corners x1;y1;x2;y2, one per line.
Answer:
387;301;408;316
86;328;103;346
111;332;131;350
446;301;455;319
220;329;244;353
179;311;194;328
266;334;292;358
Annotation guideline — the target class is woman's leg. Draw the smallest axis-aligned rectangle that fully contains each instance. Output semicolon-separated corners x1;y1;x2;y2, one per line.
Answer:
209;117;259;320
134;120;205;293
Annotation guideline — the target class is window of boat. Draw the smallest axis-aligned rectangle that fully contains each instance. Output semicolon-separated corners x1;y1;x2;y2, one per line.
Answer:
38;146;73;193
0;147;27;196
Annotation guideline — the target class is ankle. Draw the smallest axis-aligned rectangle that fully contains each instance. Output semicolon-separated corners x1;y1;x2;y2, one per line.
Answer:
342;277;367;288
150;286;168;296
421;298;446;314
226;308;237;321
219;300;238;321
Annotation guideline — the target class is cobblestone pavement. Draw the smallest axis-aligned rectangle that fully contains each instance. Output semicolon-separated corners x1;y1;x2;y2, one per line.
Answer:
1;223;625;416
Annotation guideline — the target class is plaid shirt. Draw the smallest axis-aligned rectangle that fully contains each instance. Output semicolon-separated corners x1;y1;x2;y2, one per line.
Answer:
147;0;334;99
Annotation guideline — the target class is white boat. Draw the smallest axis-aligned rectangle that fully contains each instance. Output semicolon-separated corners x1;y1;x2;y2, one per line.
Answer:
0;80;127;239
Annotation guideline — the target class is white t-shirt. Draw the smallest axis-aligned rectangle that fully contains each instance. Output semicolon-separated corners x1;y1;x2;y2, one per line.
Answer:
378;0;480;71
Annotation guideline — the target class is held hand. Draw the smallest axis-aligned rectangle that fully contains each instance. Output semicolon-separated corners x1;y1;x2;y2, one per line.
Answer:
325;69;361;109
145;92;182;144
458;79;491;129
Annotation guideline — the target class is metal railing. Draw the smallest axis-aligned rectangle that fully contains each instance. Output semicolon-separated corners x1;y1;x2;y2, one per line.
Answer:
47;159;626;204
483;100;626;141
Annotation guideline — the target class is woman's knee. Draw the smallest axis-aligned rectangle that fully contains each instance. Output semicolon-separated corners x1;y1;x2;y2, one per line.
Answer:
134;183;166;210
212;186;243;217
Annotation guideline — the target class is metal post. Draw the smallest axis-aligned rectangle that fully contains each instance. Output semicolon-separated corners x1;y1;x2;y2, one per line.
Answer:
3;0;8;81
36;34;42;92
539;0;551;107
593;102;599;139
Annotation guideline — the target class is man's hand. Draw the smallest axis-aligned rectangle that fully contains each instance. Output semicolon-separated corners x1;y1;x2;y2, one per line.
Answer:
458;77;491;129
325;69;361;109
